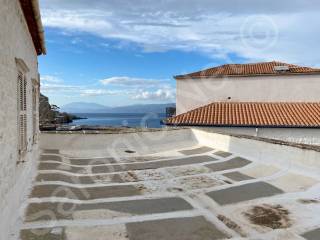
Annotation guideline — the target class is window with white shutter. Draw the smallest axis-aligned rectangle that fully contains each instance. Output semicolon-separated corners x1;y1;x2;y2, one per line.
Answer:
18;71;28;155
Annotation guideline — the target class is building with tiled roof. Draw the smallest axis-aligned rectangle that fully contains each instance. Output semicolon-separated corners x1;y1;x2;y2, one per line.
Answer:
169;61;320;144
174;61;320;115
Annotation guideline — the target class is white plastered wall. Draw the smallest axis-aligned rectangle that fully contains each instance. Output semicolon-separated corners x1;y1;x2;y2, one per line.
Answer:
0;0;40;239
192;128;320;174
194;127;320;146
40;129;198;158
176;74;320;114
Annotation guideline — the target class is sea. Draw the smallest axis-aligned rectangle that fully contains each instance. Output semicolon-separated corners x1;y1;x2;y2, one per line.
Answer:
67;113;167;129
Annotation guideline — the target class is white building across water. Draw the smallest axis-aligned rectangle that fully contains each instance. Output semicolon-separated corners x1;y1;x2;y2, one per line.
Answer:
167;62;320;145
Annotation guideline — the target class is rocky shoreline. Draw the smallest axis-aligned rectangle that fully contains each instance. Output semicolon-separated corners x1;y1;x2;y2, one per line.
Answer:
39;93;86;130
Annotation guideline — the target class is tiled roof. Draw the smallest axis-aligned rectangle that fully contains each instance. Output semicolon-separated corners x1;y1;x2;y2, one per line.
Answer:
175;61;320;79
166;102;320;128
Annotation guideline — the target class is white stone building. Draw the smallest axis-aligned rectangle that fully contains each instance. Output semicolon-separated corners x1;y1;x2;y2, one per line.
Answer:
0;0;45;238
168;62;320;145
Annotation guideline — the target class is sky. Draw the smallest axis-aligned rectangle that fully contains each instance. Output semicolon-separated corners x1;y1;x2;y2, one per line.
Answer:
38;0;320;107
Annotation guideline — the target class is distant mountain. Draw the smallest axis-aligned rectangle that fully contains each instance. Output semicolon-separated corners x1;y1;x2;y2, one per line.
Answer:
60;102;111;113
60;102;175;114
110;103;176;114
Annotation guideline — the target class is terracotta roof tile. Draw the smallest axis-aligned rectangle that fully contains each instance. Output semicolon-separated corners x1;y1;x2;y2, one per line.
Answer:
166;102;320;128
175;61;320;79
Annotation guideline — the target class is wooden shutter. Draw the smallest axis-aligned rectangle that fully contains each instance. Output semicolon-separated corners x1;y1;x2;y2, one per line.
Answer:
18;71;27;154
32;80;38;143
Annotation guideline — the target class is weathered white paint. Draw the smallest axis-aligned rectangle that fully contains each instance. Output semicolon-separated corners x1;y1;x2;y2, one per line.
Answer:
192;128;320;174
194;127;320;146
40;129;198;158
0;0;40;239
41;128;320;175
31;129;320;240
176;75;320;114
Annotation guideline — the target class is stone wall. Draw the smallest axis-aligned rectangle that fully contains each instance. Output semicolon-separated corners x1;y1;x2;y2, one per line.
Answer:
0;0;40;239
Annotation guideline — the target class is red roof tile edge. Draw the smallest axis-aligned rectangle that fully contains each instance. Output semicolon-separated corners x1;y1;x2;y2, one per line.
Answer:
175;61;320;79
166;102;320;128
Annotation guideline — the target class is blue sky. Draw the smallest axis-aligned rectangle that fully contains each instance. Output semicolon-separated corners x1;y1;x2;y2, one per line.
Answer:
39;28;224;106
39;0;320;107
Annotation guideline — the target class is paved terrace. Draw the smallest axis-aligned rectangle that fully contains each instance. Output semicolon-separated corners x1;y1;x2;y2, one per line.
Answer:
19;129;320;240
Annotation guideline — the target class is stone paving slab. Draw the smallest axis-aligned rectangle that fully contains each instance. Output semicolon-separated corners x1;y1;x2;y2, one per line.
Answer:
223;171;254;182
213;151;233;158
25;197;193;222
207;182;284;205
92;156;218;174
31;184;142;200
40;155;118;165
67;158;117;166
38;162;96;173
179;146;214;155
38;156;218;174
42;149;60;154
126;216;227;240
20;228;63;240
301;228;320;240
171;176;225;191
206;157;252;172
40;155;63;162
36;173;126;184
21;216;227;240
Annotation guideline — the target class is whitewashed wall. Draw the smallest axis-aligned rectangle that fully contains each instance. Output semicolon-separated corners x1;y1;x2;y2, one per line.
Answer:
40;129;197;158
0;0;40;239
176;74;320;114
192;129;320;175
192;127;320;146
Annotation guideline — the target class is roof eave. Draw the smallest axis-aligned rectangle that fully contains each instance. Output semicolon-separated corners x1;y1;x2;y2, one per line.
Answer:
20;0;46;55
31;0;46;55
174;72;320;80
165;122;320;129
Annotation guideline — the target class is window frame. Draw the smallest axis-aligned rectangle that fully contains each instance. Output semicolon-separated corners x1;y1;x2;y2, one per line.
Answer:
16;58;30;161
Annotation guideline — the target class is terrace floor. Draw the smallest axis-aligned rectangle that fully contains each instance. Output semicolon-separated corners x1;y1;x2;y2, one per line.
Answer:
20;144;320;240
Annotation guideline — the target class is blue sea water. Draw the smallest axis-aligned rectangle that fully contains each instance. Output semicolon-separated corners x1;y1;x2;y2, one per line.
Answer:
68;113;166;128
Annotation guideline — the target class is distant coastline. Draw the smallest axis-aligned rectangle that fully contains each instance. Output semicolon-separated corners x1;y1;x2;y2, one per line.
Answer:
67;112;166;129
40;98;175;131
60;102;176;114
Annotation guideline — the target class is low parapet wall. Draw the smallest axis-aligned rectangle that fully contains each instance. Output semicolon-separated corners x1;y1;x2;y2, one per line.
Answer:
192;127;320;146
40;128;197;157
40;128;320;174
192;128;320;174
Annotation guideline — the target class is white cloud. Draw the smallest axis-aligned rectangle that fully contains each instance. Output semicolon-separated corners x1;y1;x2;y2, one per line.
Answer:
40;0;320;65
41;75;63;83
132;88;175;101
40;75;174;101
80;89;122;97
100;76;169;87
41;82;124;97
41;82;81;92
